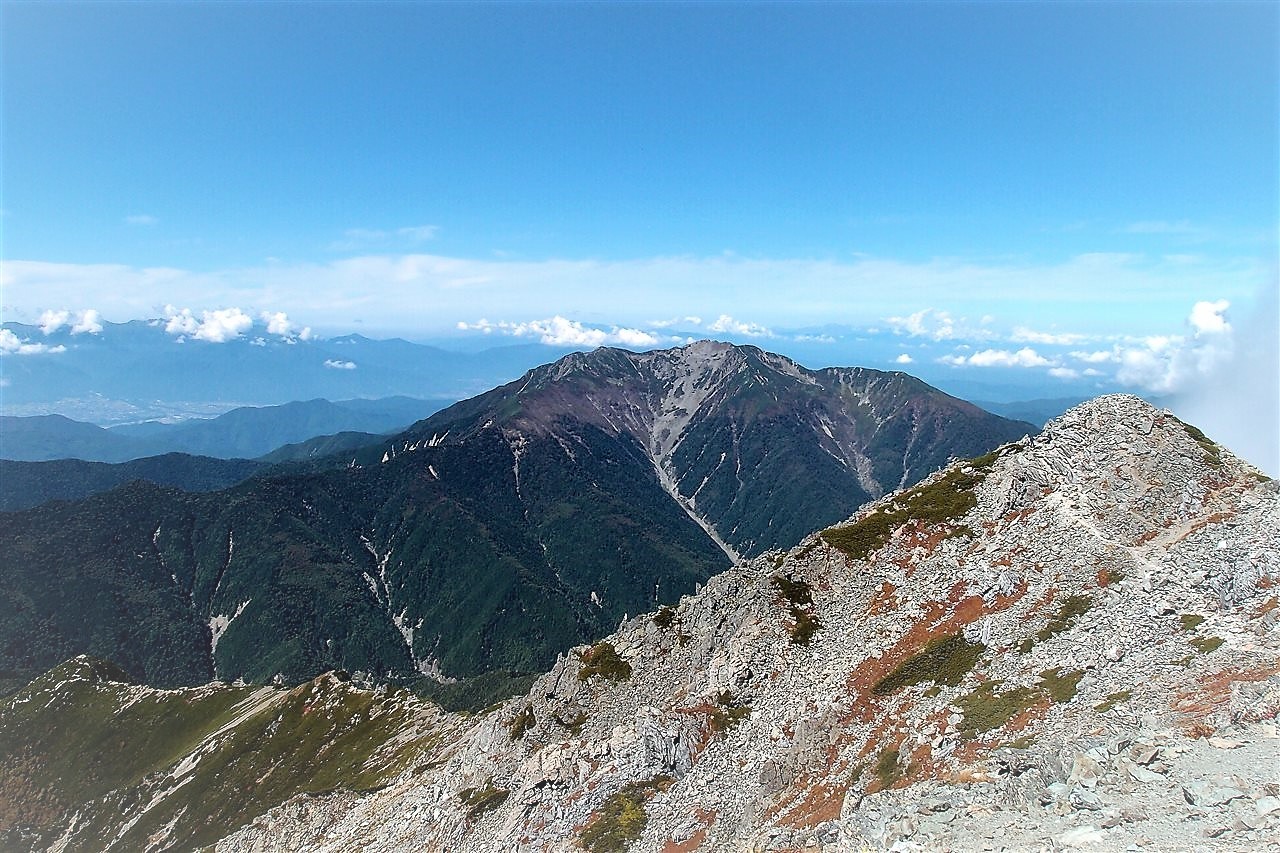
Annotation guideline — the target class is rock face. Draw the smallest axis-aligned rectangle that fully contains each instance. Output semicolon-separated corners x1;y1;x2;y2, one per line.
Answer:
400;340;1036;558
206;395;1279;852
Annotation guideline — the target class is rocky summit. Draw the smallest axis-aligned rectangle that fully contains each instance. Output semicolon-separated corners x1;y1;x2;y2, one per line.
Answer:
196;394;1278;852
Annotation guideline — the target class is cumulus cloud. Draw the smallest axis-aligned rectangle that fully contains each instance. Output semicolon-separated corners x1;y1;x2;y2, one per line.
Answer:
707;314;772;338
457;316;660;348
894;353;914;364
260;310;313;342
1166;290;1278;475
324;359;357;370
886;308;957;340
37;308;103;335
1111;300;1235;394
0;328;66;355
163;305;253;343
1048;367;1079;380
70;309;103;335
940;347;1052;368
38;309;70;335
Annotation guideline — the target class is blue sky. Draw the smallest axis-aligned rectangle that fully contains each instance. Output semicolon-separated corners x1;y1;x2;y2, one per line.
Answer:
1;2;1277;425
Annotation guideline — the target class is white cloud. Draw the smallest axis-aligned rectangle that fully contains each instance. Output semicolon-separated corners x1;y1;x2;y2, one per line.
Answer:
894;353;914;364
125;214;158;226
459;316;659;348
1048;367;1079;380
36;308;102;335
70;309;103;335
1069;350;1117;363
38;309;70;335
324;359;357;370
1188;299;1231;335
262;311;292;336
163;305;253;343
793;334;835;344
396;225;439;241
707;314;772;338
330;225;439;251
1008;326;1088;346
940;347;1052;368
886;308;956;340
0;328;66;355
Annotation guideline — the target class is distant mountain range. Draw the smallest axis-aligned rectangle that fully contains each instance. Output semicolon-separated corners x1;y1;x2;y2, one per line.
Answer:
0;342;1034;699
0;396;449;462
0;318;567;420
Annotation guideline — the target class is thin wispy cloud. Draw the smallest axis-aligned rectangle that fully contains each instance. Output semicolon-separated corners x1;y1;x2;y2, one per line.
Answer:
125;214;158;226
327;225;439;251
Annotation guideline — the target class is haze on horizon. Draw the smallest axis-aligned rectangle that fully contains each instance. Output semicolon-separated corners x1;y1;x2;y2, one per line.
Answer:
1;1;1276;471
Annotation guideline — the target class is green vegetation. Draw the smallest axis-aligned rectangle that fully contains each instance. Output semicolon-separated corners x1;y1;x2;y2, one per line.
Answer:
1007;735;1036;750
874;748;904;789
1035;594;1094;642
1180;613;1206;632
1178;418;1223;467
555;708;587;735
1038;667;1084;703
459;780;509;819
1016;637;1034;654
507;704;536;740
1190;636;1224;654
577;642;632;682
819;459;993;561
953;667;1083;739
770;575;822;645
579;776;674;853
956;680;1043;738
708;691;751;734
1094;690;1132;713
408;670;536;714
0;661;449;852
652;606;677;630
771;574;813;606
872;634;985;695
1097;566;1126;586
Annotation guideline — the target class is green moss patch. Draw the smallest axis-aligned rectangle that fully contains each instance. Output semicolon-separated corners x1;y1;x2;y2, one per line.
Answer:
1178;418;1223;467
1190;636;1224;654
708;691;751;734
874;748;903;790
507;704;536;740
459;780;509;819
873;634;985;695
1035;594;1093;642
1180;613;1205;632
770;575;822;645
819;458;994;561
1038;668;1084;703
1094;690;1132;713
577;642;632;682
579;775;675;853
956;680;1043;738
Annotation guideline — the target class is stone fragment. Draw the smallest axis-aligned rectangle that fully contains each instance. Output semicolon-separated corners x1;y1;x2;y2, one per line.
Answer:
1058;825;1105;847
1256;796;1280;816
1207;736;1244;750
1181;781;1245;807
